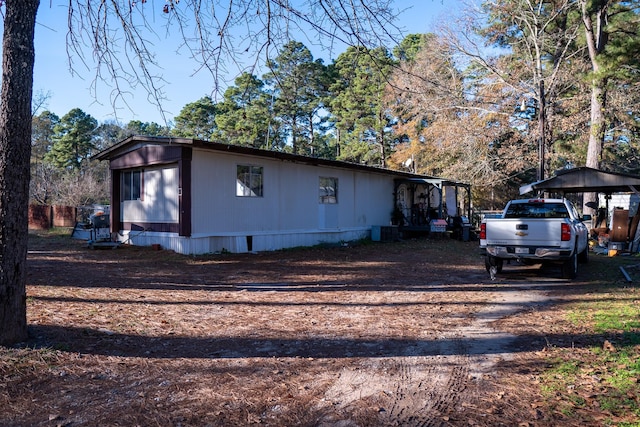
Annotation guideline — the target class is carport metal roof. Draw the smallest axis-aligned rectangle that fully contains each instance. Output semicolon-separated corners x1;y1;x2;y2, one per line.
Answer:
519;167;640;195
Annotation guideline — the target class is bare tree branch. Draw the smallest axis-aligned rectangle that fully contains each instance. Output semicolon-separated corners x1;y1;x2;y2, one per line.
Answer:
57;0;402;123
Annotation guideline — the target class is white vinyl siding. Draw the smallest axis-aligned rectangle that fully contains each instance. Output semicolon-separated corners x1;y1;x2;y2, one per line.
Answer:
190;149;393;236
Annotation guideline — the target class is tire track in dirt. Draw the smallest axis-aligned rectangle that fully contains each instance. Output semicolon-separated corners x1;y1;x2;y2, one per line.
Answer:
319;283;550;426
383;342;470;426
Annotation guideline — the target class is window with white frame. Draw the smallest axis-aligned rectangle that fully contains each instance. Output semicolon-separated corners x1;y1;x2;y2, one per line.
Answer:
236;165;263;197
122;170;142;201
319;177;338;204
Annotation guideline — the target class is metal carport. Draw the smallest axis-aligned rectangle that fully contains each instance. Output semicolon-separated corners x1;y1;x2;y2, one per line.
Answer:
520;167;640;250
519;167;640;196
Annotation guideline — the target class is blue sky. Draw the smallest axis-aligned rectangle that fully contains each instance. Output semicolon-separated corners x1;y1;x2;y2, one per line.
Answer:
30;1;470;125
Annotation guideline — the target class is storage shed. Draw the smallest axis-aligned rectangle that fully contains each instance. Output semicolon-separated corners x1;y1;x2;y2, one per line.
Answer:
94;136;470;254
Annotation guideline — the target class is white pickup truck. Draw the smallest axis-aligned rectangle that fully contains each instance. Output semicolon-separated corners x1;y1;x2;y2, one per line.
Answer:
479;198;591;279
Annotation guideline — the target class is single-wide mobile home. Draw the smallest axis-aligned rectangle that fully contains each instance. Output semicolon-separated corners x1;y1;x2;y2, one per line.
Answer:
94;136;470;254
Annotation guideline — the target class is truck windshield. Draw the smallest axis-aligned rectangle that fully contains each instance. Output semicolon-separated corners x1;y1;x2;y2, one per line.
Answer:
504;202;569;219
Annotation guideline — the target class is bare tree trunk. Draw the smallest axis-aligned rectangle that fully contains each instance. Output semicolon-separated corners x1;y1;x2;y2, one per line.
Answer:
291;116;298;155
583;80;607;215
0;0;39;345
580;0;609;214
585;81;607;169
378;110;386;168
308;111;315;156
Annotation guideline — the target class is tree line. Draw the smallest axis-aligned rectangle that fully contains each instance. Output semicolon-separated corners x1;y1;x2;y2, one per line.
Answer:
31;1;640;213
30;39;404;208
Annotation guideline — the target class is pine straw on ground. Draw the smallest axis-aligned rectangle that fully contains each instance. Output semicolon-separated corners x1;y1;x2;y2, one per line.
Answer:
0;231;638;426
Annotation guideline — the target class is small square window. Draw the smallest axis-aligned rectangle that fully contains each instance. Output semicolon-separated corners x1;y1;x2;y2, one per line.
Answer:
319;177;338;204
237;165;263;197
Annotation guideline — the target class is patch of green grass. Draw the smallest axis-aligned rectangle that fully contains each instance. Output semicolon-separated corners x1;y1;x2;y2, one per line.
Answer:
537;256;640;424
592;348;640;393
567;298;640;333
541;346;640;422
568;394;587;407
554;359;582;375
29;227;73;238
593;305;640;333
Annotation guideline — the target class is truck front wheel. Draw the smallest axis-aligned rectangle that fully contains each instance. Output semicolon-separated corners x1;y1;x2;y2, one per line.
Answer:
561;250;578;279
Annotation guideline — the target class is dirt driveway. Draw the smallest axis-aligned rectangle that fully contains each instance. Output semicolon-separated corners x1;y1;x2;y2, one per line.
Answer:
1;233;602;426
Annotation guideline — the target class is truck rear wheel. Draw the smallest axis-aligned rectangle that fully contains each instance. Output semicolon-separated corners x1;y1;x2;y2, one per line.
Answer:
578;245;589;264
561;250;578;279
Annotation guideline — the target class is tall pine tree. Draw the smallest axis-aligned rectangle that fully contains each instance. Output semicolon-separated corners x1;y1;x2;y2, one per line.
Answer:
330;46;396;167
46;108;98;171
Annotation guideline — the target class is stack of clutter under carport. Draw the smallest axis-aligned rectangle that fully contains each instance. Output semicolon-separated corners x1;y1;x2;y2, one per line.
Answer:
608;208;630;256
592;207;640;256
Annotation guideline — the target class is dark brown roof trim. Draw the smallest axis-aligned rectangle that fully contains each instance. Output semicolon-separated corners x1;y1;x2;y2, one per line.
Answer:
94;135;467;185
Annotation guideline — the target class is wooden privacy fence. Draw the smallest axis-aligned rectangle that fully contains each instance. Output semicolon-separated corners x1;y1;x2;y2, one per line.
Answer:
28;205;76;230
